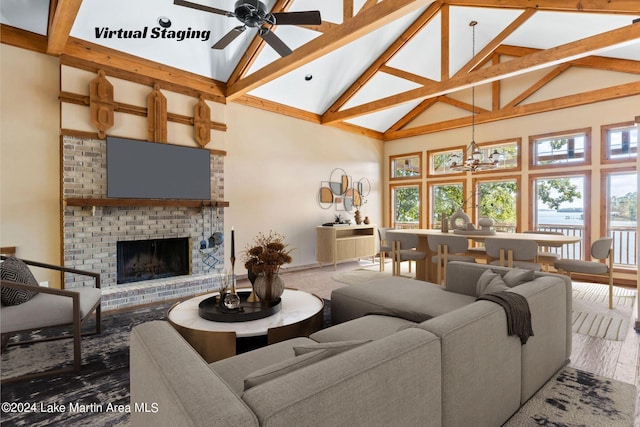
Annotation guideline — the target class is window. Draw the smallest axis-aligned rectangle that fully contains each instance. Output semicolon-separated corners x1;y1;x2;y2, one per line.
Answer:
474;178;519;232
390;153;422;179
530;173;588;260
390;183;422;229
428;181;465;229
530;128;591;168
602;169;637;267
602;122;638;163
477;139;521;172
427;147;464;177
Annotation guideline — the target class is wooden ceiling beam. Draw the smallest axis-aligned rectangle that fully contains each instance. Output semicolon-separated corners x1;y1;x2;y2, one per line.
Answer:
46;0;82;55
61;38;227;102
456;8;536;75
227;0;296;85
226;0;434;100
443;0;640;14
497;44;640;74
0;24;48;53
503;63;571;109
387;98;439;132
324;23;640;123
380;65;438;85
441;4;450;80
322;1;443;117
384;80;640;140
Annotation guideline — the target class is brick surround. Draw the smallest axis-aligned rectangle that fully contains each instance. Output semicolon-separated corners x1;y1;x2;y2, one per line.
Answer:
62;135;226;311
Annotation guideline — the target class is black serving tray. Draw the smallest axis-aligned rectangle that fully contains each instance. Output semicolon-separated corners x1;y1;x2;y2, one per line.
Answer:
198;291;281;322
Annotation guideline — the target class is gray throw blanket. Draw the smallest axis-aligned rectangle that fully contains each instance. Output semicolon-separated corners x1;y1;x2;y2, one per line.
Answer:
476;291;534;344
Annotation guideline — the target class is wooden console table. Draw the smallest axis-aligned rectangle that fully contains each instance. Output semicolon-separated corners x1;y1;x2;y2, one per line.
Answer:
316;225;376;270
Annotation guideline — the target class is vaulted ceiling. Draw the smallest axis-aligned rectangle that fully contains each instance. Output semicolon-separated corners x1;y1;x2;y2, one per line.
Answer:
2;0;639;140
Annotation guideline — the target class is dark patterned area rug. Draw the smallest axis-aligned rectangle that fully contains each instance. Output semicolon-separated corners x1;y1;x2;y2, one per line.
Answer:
504;367;636;427
1;300;636;426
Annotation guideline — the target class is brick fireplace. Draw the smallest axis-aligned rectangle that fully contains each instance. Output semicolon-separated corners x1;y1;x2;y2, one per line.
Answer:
62;135;226;310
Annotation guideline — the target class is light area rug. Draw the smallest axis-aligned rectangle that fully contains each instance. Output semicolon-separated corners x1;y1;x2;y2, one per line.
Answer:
504;367;636;426
572;281;636;341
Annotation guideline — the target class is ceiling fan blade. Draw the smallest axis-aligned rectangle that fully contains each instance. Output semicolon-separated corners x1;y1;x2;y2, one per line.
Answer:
174;0;234;17
212;26;246;49
259;28;293;57
272;11;321;26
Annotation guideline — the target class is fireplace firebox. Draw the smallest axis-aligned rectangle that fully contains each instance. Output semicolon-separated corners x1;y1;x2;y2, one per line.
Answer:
116;237;190;284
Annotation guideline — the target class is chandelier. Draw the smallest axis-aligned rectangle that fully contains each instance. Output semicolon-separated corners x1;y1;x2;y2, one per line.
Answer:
448;21;500;172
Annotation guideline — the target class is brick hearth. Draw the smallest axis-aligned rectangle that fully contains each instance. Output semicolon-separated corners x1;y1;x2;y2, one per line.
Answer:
62;135;226;311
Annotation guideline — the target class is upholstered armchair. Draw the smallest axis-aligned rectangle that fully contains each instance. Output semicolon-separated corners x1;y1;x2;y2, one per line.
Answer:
1;256;102;383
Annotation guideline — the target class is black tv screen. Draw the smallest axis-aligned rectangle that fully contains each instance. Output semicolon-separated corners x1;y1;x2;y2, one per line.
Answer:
107;136;211;200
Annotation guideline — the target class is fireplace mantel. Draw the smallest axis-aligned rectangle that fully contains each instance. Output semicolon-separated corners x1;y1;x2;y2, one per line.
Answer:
65;198;229;208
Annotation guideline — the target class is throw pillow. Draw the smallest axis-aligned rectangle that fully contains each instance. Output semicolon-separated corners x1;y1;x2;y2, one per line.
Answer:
244;349;330;391
501;268;535;287
293;339;370;356
482;275;509;295
1;257;40;306
476;269;499;296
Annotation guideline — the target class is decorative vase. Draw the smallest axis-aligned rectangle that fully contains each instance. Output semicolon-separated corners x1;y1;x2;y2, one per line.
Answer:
354;210;363;225
363;216;370;224
254;272;285;302
440;212;448;232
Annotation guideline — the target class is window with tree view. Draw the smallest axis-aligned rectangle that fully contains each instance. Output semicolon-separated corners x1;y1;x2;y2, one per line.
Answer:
391;153;421;179
475;179;518;232
391;184;421;229
428;148;463;176
604;170;637;266
429;182;463;228
480;140;519;171
531;129;590;168
532;175;586;259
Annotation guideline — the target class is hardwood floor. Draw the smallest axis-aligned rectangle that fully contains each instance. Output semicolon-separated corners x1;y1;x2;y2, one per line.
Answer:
246;259;640;424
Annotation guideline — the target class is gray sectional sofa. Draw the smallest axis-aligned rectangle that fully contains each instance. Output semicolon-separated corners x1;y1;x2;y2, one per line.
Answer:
130;262;571;427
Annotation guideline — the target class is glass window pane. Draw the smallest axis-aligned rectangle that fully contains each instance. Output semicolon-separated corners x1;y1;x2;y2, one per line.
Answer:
393;186;420;229
481;141;518;170
606;125;638;161
477;181;517;232
533;133;587;166
431;183;463;227
430;149;463;175
532;176;585;259
607;172;637;266
392;155;421;178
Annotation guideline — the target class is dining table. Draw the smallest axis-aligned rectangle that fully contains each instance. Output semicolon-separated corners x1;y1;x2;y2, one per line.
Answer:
390;229;582;283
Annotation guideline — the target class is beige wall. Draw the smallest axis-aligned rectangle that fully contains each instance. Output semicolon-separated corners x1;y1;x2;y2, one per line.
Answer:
2;45;383;279
1;44;61;285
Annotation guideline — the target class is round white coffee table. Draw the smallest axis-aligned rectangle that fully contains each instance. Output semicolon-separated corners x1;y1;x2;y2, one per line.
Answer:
168;288;324;362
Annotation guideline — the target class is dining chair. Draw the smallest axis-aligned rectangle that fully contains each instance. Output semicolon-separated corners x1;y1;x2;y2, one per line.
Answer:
427;234;476;285
554;237;614;309
377;227;394;272
484;238;542;271
386;231;427;277
523;230;565;271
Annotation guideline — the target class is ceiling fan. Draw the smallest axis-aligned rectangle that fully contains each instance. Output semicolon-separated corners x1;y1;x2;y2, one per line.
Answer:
174;0;322;56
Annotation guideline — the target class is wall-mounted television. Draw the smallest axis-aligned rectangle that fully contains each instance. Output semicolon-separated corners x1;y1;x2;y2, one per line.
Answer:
107;136;211;200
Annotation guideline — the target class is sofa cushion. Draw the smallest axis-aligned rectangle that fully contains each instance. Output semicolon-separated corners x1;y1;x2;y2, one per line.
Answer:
1;257;39;305
244;349;333;391
293;339;370;356
483;275;509;294
210;337;315;395
331;277;476;324
310;314;416;343
501;268;535;287
475;269;499;295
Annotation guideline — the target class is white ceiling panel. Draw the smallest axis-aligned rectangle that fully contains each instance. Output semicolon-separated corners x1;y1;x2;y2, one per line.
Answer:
346;100;423;132
341;71;422;110
1;0;49;35
387;13;441;82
